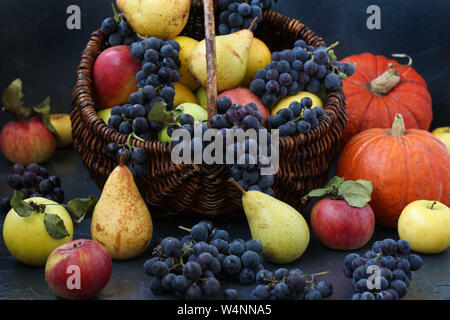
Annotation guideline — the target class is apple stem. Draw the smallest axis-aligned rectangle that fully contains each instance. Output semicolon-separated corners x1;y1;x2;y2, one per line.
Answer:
230;178;247;195
430;201;437;210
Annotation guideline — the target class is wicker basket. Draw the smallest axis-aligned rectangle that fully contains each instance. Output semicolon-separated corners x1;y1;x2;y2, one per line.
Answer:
70;0;347;218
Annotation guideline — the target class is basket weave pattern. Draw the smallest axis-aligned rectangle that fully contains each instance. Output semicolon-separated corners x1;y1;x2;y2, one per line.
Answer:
70;1;347;218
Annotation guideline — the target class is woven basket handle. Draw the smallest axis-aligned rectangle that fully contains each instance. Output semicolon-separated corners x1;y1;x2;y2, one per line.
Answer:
203;0;218;124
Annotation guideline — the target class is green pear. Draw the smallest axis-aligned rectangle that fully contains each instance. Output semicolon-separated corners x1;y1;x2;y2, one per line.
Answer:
189;29;254;92
91;155;153;260
234;181;310;264
195;87;208;110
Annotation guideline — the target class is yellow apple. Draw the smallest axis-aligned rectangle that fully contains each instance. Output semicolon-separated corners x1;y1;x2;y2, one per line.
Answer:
175;36;200;92
174;83;198;107
3;197;74;266
398;200;450;254
50;114;73;148
158;103;208;142
98;108;112;124
242;38;271;87
431;127;450;153
272;91;323;115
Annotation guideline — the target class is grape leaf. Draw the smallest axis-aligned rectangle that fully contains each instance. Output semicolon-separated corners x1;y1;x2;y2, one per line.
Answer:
65;195;99;224
1;79;31;117
10;190;34;217
148;102;168;123
338;180;373;208
44;214;70;239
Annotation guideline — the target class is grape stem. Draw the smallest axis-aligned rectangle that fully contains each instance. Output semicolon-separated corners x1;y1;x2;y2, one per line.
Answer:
178;226;192;233
325;42;339;52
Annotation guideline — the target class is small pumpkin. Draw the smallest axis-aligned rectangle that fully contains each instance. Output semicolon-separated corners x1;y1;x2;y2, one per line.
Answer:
340;53;432;144
337;114;450;228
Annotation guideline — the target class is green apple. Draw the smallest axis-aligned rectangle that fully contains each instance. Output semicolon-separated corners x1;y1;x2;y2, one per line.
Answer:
398;200;450;254
195;87;207;110
98;108;112;124
3;197;74;266
158;103;208;143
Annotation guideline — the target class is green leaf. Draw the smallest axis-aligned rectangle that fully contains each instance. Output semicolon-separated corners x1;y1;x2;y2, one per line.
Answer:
148;101;168;123
328;49;337;62
65;195;98;224
10;190;34;217
44;214;70;239
338;180;373;208
326;176;345;189
1;79;32;117
31;97;61;142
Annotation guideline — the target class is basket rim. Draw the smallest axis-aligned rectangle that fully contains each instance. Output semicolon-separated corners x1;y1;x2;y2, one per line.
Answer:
72;10;344;155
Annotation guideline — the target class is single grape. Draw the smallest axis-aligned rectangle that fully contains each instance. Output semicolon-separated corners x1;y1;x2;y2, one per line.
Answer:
183;262;202;281
102;17;118;35
324;73;342;91
252;285;270;300
408;254;423;271
390;280;407;298
381;238;397;256
185;284;202;300
239;268;255;285
241;251;260;269
222;255;242;275
274;268;289;280
224;288;239;300
397;239;410;255
151;261;169;278
229;241;245;257
11;164;25;175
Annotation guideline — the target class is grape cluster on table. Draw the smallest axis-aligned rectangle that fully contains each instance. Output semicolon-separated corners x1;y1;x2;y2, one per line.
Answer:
101;16;139;46
250;39;355;108
143;220;332;300
170;96;275;196
1;163;65;214
344;238;423;300
266;97;325;137
217;0;278;35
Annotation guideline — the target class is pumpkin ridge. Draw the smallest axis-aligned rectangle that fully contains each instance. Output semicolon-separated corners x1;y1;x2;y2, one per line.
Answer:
344;89;371;99
385;95;422;129
358;94;376;133
380;95;394;126
398;80;428;88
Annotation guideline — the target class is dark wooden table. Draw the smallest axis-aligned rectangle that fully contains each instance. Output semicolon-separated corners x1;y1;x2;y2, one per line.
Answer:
0;149;448;300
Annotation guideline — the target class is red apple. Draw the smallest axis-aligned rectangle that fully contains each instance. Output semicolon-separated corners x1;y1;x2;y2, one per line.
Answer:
45;239;112;300
0;117;56;165
219;88;270;121
311;198;375;250
93;45;141;109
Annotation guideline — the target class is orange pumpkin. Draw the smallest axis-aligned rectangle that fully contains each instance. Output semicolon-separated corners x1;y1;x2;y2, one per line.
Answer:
340;53;432;144
337;114;450;228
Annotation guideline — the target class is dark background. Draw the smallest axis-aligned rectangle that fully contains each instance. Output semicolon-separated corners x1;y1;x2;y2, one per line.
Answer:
0;0;449;301
0;0;449;129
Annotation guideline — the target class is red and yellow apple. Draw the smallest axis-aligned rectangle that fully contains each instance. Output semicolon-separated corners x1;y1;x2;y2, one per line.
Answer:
219;88;270;121
45;239;112;300
431;127;450;153
93;45;141;109
311;198;375;250
398;200;450;254
0;117;56;165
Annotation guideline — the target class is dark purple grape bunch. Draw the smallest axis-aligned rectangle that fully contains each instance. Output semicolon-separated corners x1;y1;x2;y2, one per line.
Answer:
344;238;423;300
1;163;65;214
214;96;275;196
130;37;181;93
251;268;333;300
106;142;149;179
265;97;325;137
143;220;265;300
250;39;355;108
101;13;138;47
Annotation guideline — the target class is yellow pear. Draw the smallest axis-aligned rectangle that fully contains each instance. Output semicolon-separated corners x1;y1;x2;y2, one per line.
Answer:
233;180;310;264
242;38;271;86
174;83;198;107
91;155;153;260
189;28;254;92
175;36;201;91
117;0;190;39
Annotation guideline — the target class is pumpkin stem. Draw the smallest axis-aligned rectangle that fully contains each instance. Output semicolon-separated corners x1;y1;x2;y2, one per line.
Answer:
391;114;406;137
369;54;413;95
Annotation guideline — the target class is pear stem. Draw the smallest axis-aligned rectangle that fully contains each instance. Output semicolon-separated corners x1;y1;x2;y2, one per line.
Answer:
230;178;247;195
248;17;259;32
203;0;218;124
119;150;127;167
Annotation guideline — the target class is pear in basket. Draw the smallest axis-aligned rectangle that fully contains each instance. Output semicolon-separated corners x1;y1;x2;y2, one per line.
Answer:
189;20;257;92
117;0;190;40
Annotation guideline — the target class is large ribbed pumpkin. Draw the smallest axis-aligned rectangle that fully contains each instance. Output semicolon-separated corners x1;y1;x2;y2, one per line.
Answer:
337;114;450;228
340;53;432;144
